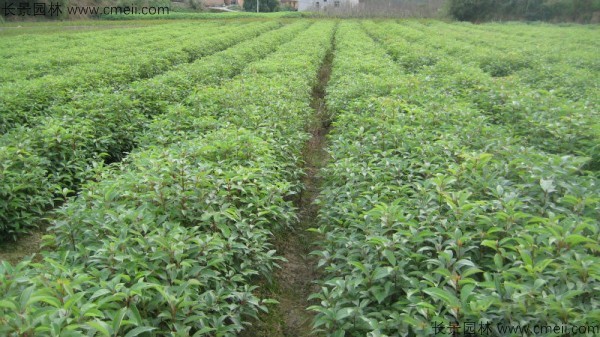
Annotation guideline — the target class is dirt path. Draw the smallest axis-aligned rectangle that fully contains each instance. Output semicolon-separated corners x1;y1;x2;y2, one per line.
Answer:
240;33;335;337
276;44;334;337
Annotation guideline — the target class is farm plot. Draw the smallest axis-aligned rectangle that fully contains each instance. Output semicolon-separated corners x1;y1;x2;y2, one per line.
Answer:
0;20;335;336
361;20;599;168
309;21;599;336
0;18;598;337
0;20;304;239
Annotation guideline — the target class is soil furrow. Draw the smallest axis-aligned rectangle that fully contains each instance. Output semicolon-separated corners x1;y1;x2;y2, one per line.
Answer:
240;27;336;337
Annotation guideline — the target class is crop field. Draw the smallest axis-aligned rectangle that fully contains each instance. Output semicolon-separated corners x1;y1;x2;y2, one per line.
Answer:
0;18;598;337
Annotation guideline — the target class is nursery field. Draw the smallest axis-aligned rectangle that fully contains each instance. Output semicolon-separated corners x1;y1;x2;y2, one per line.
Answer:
0;18;599;336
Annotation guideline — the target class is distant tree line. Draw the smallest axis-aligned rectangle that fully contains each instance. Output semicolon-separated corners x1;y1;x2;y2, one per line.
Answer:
448;0;600;22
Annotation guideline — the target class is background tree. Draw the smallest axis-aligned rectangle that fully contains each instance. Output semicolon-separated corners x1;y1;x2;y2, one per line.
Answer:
447;0;493;21
244;0;280;11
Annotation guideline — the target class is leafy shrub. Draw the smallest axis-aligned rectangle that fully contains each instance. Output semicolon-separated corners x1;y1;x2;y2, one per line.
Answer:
0;142;55;240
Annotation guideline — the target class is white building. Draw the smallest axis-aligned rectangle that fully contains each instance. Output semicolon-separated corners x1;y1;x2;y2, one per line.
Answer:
298;0;359;11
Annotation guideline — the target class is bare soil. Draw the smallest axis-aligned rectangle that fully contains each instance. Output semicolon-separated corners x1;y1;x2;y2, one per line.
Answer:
0;226;46;265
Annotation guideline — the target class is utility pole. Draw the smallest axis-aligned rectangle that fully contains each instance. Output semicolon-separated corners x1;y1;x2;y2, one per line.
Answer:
256;0;259;12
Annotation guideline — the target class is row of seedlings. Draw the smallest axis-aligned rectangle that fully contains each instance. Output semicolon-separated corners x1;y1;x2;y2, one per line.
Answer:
0;20;260;133
0;22;224;82
417;20;599;109
427;20;599;81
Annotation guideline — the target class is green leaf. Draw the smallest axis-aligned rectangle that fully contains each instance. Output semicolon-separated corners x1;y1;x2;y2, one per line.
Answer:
372;267;393;280
64;292;86;311
128;304;143;326
382;249;397;266
20;285;35;309
518;249;533;267
460;284;475;305
461;267;483;278
565;234;594;246
216;222;231;238
0;299;17;311
533;278;547;290
455;259;476;269
481;240;498;251
90;289;112;301
540;178;556;194
494;253;503;270
424;287;460;308
349;261;368;274
335;307;354;321
88;320;112;337
402;314;424;329
534;259;554;273
124;327;156;337
112;307;128;334
31;295;61;308
371;286;388;304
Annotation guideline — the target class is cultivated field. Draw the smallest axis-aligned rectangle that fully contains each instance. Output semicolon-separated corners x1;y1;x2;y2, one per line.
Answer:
0;18;598;336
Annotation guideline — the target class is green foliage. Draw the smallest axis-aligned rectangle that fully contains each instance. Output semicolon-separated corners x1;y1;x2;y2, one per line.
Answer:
0;142;55;241
447;0;493;21
0;20;336;335
0;18;597;336
309;20;599;336
0;20;291;239
0;21;250;133
367;19;599;168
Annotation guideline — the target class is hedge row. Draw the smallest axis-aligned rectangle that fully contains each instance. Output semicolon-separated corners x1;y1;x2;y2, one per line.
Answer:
0;22;224;83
